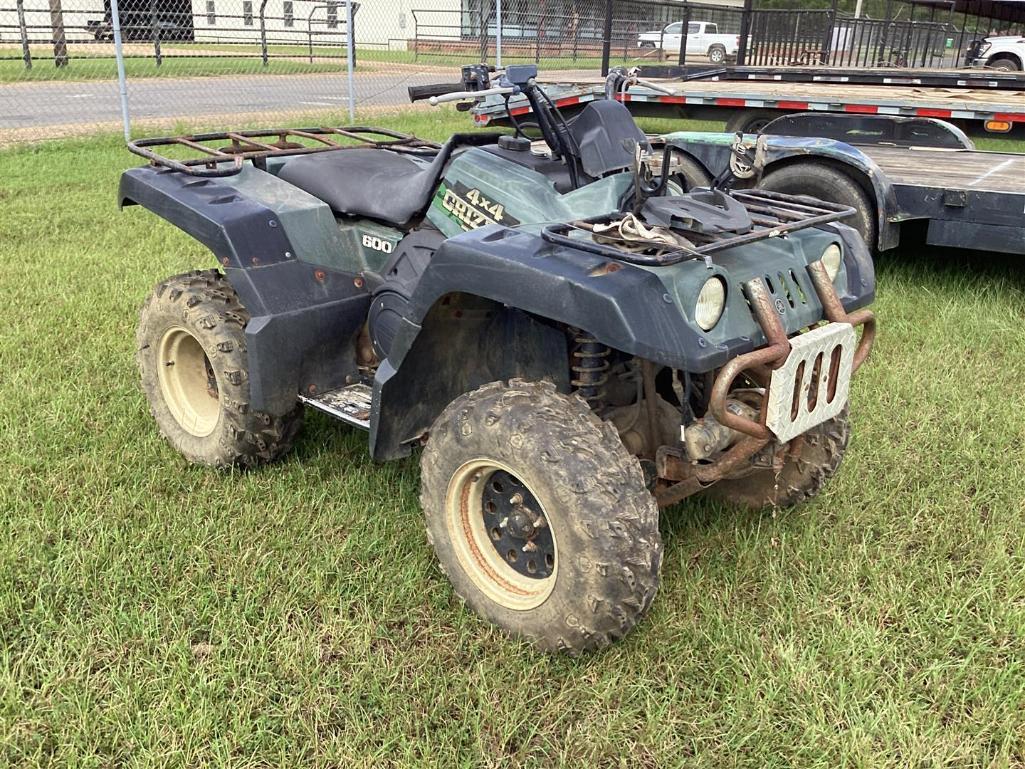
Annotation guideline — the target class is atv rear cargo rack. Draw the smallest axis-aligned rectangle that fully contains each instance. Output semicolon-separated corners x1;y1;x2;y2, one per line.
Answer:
541;190;856;266
127;126;441;178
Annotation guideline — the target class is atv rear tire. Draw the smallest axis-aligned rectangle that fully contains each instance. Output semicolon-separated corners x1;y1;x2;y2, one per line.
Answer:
137;270;302;468
703;407;850;510
758;162;877;250
420;380;662;654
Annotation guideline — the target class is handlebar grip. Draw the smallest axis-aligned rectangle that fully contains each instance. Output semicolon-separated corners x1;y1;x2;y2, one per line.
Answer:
408;82;465;103
428;86;516;106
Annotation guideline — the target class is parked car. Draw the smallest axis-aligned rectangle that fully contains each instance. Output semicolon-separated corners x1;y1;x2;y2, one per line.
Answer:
637;20;740;64
968;35;1024;71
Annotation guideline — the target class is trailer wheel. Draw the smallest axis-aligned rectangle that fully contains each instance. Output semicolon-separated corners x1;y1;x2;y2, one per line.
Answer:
420;380;662;654
758;162;877;249
668;153;712;191
137;270;303;468
724;109;781;135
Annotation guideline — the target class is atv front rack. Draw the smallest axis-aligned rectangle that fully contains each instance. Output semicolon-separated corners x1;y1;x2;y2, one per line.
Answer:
127;127;441;178
541;190;856;266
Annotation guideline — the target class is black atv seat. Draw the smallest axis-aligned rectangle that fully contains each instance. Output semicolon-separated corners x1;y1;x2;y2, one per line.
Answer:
276;133;500;228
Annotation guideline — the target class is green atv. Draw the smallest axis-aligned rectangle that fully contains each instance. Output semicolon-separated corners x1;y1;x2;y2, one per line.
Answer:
120;63;876;654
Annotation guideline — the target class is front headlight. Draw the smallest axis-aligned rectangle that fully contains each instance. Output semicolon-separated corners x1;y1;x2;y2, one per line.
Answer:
695;277;726;331
821;243;843;282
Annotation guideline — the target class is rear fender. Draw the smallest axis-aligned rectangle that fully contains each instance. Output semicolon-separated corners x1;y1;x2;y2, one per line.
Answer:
120;165;368;414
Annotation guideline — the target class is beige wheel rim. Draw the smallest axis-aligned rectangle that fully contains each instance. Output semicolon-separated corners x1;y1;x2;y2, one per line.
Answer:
156;327;220;437
444;459;558;611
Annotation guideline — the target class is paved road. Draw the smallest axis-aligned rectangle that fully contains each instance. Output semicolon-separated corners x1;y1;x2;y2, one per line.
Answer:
1;67;597;133
0;69;461;131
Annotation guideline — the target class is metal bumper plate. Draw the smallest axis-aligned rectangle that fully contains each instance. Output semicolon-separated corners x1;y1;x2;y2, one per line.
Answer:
765;322;857;443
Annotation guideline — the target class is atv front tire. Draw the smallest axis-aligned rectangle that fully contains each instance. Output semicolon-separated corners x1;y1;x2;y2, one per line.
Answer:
137;270;302;468
420;380;662;654
704;408;850;510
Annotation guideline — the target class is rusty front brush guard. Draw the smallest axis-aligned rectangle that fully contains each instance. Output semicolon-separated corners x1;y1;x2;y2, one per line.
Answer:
655;261;875;508
709;260;875;442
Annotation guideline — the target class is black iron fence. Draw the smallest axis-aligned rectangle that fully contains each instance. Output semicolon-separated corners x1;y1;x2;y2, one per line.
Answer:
403;0;988;73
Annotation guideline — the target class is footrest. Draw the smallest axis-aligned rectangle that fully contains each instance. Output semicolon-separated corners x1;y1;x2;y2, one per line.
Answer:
299;383;373;430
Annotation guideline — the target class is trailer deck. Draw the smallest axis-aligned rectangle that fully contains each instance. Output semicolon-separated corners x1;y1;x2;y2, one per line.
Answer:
864;145;1025;192
474;76;1025;131
472;78;1025;255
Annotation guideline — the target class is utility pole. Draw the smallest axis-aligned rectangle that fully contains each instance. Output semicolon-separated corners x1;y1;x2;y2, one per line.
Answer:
48;0;69;67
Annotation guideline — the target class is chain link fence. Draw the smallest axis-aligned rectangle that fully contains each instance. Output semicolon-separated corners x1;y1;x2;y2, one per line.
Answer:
2;0;1020;144
0;0;472;142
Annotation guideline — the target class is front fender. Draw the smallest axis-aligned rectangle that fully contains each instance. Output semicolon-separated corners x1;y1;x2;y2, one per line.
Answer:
387;227;715;375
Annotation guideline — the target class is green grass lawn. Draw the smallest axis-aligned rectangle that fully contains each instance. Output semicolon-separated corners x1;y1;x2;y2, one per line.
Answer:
1;112;1024;767
0;47;349;83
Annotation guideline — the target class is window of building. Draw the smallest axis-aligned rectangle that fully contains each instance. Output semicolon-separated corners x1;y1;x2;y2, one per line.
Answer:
206;0;216;25
243;0;253;25
283;0;294;27
327;1;338;28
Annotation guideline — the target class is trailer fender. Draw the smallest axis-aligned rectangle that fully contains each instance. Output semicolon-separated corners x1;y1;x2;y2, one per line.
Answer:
663;134;901;251
760;149;900;251
119;166;369;414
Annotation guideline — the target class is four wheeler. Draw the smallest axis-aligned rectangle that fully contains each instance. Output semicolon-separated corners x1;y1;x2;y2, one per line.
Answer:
120;63;876;654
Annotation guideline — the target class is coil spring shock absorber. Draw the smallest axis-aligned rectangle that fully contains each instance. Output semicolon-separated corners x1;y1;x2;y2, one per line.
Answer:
570;330;610;412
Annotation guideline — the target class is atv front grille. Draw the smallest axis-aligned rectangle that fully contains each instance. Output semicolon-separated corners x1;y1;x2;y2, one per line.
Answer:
541;190;855;267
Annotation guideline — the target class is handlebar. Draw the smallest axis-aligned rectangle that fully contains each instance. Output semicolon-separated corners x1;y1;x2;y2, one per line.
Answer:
428;85;516;106
407;82;466;103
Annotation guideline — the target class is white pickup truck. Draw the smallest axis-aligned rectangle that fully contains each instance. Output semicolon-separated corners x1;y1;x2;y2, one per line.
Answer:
637;20;740;64
969;35;1025;71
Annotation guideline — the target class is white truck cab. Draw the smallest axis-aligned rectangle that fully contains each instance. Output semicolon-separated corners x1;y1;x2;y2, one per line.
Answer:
637;20;740;64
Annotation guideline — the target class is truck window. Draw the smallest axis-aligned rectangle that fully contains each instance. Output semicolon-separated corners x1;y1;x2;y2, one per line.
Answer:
665;22;682;34
688;23;700;34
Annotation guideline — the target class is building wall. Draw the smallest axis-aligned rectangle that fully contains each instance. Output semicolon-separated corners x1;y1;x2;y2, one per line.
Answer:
189;0;460;47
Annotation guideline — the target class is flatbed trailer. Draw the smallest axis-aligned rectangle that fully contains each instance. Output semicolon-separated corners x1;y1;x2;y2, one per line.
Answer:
472;86;1025;255
475;65;1025;134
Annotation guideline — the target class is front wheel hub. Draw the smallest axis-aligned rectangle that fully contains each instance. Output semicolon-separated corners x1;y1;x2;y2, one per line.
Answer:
445;461;558;610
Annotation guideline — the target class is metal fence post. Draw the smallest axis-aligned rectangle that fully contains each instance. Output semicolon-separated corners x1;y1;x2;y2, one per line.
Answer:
109;0;131;141
16;0;32;70
495;0;502;67
260;0;269;66
738;0;753;66
600;0;613;75
875;0;892;65
150;0;162;67
345;0;356;122
821;0;838;65
678;3;690;66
